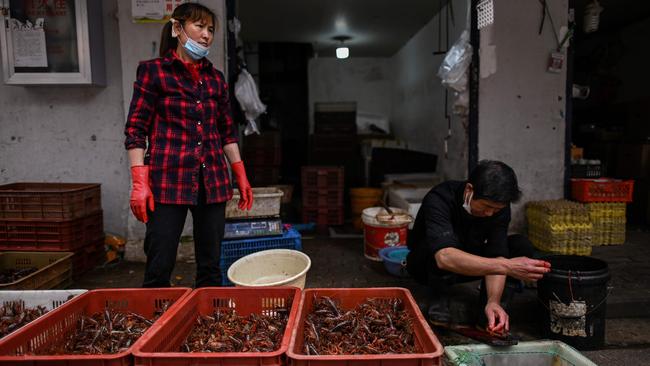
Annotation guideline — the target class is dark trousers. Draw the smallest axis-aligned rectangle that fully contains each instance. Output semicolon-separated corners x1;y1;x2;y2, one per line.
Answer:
143;178;226;288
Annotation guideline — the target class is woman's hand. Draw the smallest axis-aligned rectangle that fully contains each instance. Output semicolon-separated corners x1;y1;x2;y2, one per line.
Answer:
231;161;253;210
130;165;155;223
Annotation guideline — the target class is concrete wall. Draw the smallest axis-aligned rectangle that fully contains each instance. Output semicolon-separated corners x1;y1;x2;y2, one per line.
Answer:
478;0;568;231
391;0;469;181
308;57;392;133
0;0;128;236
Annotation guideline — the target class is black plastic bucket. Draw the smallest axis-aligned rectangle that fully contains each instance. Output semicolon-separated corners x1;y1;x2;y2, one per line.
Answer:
537;255;610;350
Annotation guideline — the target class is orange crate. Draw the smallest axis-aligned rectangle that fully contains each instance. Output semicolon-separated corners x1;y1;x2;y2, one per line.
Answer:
0;211;104;251
571;178;635;203
133;287;301;366
0;288;191;366
0;183;101;220
287;288;443;366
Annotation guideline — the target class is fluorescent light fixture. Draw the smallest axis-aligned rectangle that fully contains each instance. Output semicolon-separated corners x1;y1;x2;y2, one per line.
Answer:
336;47;349;59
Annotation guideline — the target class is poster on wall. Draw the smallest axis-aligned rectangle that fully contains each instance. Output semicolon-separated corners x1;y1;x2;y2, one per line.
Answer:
10;18;48;67
132;0;190;23
8;0;79;73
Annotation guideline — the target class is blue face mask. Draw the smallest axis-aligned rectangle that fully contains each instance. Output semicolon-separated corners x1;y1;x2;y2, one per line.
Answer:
180;26;209;60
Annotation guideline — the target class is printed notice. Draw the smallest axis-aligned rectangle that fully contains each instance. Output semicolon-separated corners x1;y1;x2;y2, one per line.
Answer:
10;18;48;68
132;0;165;20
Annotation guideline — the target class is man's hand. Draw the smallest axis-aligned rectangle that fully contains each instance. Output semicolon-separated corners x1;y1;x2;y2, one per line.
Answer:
485;301;509;334
506;257;551;281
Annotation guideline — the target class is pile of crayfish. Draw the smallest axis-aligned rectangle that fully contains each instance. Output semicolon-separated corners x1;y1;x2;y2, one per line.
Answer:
302;296;419;355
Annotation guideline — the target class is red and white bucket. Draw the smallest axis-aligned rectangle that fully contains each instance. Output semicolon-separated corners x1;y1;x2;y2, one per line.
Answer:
361;207;413;261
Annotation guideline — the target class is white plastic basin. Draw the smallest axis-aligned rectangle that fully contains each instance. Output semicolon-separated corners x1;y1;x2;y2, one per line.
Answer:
227;249;311;289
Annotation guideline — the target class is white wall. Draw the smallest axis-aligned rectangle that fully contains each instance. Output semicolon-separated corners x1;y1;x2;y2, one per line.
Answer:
478;0;568;231
308;57;392;133
0;0;128;236
391;0;469;181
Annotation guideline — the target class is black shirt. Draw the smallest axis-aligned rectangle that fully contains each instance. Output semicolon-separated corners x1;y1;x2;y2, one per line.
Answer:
407;181;511;260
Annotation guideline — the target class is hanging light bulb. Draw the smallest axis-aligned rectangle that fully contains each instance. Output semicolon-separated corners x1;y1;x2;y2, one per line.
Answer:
333;36;351;59
336;46;349;59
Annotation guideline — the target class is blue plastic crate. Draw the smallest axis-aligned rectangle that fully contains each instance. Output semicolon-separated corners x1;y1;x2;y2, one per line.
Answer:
219;227;302;286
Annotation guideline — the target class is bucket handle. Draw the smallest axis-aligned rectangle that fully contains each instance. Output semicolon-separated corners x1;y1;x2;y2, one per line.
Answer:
537;286;613;319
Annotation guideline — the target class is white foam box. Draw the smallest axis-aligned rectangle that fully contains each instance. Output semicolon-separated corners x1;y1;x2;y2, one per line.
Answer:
388;187;431;229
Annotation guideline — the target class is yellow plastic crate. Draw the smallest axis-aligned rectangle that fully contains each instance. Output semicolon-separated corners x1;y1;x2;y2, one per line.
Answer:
587;202;626;246
526;200;593;255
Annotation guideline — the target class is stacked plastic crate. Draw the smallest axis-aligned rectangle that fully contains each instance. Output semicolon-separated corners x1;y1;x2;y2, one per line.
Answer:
243;131;281;186
301;166;345;233
221;187;302;285
526;200;593;256
0;183;104;282
571;178;633;246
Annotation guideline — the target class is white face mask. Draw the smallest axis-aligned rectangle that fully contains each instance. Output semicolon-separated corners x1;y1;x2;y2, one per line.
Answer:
463;191;473;215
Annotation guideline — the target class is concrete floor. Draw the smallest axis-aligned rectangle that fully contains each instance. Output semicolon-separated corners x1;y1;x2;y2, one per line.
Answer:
74;226;650;365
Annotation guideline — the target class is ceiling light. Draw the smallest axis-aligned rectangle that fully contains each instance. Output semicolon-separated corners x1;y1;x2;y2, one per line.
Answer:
332;35;351;59
336;47;349;59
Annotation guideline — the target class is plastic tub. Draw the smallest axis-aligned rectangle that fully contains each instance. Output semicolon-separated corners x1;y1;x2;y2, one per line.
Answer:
0;288;191;365
133;287;301;366
227;249;311;289
444;340;597;366
538;255;610;350
287;287;444;366
378;246;410;277
362;207;412;261
226;187;283;219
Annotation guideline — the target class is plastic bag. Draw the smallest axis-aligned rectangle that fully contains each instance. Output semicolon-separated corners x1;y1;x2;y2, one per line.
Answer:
437;30;473;92
234;69;266;135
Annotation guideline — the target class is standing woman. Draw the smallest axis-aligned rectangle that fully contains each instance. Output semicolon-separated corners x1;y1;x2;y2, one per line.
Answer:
124;3;253;287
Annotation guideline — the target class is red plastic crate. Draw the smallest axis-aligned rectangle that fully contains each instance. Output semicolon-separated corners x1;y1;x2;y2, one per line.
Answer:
133;286;301;366
71;236;105;279
0;288;191;365
287;288;443;366
0;183;101;220
301;166;344;189
248;166;281;186
571;178;635;202
244;147;282;166
0;211;104;251
302;206;344;226
302;187;344;208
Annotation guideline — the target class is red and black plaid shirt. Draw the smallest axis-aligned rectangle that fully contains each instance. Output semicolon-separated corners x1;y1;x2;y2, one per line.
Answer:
124;50;238;205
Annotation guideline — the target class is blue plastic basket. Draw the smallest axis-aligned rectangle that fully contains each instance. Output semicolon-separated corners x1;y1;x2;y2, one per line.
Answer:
219;227;302;285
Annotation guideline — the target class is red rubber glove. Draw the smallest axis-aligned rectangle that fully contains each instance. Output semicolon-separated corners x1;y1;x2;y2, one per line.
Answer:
130;165;155;223
231;161;253;210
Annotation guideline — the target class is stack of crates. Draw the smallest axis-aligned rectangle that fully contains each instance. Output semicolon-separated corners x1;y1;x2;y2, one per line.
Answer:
0;183;104;280
571;178;634;246
587;203;626;245
221;187;302;286
301;166;345;233
526;200;593;256
243;131;281;186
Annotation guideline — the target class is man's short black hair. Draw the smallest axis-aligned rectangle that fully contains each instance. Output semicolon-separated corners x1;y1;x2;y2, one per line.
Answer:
468;160;522;203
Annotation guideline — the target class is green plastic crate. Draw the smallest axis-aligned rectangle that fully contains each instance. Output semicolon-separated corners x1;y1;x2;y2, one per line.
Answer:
444;340;596;366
